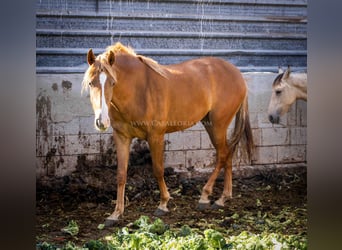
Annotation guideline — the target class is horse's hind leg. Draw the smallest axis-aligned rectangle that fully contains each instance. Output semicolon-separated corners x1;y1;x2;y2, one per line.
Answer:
198;115;231;210
212;153;233;209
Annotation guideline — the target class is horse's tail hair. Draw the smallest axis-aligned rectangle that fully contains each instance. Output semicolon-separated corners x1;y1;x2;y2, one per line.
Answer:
229;94;255;163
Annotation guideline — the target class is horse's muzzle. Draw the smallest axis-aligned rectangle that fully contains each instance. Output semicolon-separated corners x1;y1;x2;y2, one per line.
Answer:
95;115;108;131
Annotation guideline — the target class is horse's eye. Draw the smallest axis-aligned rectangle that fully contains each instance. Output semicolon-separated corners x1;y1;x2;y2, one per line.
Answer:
275;90;282;96
88;82;93;87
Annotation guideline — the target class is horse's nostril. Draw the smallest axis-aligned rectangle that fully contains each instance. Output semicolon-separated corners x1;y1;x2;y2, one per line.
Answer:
269;114;280;124
96;118;101;128
268;115;274;123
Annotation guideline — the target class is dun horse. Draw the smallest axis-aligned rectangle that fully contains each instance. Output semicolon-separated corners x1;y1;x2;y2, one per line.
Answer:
82;42;254;226
268;66;307;124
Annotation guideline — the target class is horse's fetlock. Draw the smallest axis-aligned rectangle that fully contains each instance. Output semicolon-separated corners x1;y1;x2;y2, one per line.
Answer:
202;187;211;196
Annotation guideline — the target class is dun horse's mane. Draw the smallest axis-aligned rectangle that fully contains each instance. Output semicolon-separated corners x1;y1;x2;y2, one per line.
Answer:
272;73;284;87
105;42;170;79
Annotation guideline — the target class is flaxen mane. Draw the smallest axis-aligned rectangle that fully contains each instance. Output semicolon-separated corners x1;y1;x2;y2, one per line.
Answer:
105;42;170;79
82;43;170;94
106;42;137;56
82;42;169;94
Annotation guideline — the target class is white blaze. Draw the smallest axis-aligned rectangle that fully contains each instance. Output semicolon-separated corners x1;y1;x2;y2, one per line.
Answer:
99;72;110;128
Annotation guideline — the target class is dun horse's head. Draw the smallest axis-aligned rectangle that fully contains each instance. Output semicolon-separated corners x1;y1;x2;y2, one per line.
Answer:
82;49;116;131
267;66;297;124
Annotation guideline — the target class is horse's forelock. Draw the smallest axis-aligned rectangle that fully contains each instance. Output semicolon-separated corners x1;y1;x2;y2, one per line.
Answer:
82;62;101;94
102;61;118;83
97;53;118;83
81;67;92;94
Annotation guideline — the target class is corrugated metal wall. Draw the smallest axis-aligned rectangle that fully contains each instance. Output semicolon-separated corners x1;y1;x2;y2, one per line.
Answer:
36;0;307;73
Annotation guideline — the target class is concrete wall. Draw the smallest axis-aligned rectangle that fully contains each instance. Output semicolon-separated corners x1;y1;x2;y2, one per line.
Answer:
36;72;307;178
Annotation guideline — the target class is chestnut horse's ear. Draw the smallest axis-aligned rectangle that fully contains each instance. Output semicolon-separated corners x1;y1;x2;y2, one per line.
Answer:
283;65;291;79
87;49;96;65
108;51;115;66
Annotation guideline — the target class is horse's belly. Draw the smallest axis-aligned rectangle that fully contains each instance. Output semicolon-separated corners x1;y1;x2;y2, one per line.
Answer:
164;107;209;133
164;119;200;133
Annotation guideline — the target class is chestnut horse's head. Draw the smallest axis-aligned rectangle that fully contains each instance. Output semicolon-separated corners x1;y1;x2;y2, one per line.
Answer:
82;49;116;131
267;66;297;124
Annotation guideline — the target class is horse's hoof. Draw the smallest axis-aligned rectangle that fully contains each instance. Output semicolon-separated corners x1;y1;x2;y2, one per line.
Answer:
154;208;169;217
211;202;224;210
104;218;119;227
197;202;211;211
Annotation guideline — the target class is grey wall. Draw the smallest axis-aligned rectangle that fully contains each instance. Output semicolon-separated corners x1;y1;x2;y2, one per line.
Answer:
36;73;307;177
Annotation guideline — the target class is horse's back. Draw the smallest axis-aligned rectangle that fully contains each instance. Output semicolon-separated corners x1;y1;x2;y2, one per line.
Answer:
160;57;246;127
169;57;247;105
165;57;245;91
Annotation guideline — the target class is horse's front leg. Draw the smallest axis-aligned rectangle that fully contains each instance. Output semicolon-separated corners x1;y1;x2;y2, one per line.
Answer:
148;134;171;216
105;131;131;227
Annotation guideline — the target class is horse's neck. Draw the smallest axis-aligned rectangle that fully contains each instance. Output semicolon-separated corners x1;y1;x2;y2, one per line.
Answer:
111;56;147;113
290;73;307;101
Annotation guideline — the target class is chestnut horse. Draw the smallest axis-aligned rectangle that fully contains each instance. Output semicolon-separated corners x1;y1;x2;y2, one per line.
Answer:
268;66;307;124
82;42;254;226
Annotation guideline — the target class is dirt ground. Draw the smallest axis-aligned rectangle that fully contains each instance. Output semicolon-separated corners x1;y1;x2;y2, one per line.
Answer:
36;163;307;246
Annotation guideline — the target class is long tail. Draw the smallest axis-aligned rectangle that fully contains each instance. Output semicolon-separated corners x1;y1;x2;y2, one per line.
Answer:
229;94;254;162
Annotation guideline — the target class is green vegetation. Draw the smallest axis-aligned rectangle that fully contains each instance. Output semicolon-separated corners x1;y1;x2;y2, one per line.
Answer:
37;209;307;250
61;220;79;236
